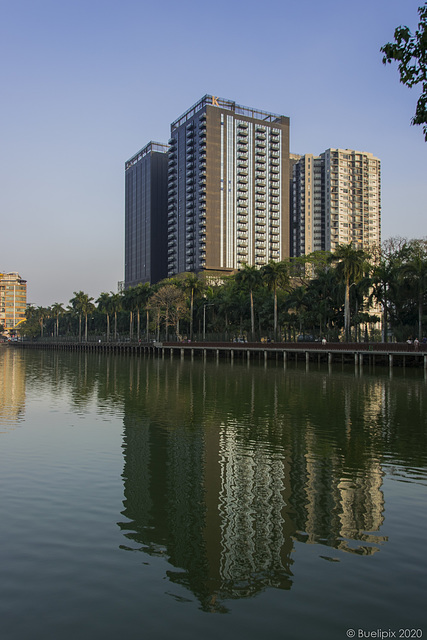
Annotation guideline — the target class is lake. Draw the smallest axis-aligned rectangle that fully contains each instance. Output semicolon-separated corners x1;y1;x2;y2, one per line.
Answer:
0;346;426;640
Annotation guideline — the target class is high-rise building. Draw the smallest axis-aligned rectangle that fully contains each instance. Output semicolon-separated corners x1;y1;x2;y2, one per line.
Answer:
167;95;290;278
291;148;381;257
0;272;27;334
125;142;169;288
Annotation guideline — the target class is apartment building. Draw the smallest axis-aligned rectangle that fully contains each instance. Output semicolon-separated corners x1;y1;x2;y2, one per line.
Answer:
124;142;169;288
167;95;290;278
0;272;27;334
291;149;381;256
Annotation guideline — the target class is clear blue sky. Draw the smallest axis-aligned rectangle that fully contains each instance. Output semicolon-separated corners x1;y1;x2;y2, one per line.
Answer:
1;0;426;306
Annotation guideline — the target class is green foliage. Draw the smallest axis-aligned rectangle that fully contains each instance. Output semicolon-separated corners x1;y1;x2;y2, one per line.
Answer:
381;3;427;140
19;239;427;343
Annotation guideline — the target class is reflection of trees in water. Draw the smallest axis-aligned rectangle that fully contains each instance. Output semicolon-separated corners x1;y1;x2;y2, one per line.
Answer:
115;359;399;609
15;351;427;609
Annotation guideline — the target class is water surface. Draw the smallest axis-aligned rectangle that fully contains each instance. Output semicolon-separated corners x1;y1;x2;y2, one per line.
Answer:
0;347;426;639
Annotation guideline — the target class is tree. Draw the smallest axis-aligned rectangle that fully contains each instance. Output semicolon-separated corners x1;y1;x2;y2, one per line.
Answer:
328;244;370;342
23;305;42;338
35;306;49;338
400;241;427;339
69;291;94;342
50;303;65;338
122;288;136;340
132;283;151;341
307;265;341;340
381;3;427;141
148;284;187;341
261;260;289;340
97;292;113;342
234;264;262;340
109;293;123;341
177;273;206;341
286;285;310;336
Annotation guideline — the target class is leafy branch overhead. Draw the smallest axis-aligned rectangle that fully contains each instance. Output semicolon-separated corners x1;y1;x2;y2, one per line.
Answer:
381;3;427;141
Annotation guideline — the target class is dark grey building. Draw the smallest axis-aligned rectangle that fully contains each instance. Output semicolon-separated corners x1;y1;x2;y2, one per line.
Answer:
125;142;168;287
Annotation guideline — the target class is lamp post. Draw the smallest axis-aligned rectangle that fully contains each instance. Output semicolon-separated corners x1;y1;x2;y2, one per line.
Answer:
203;304;214;341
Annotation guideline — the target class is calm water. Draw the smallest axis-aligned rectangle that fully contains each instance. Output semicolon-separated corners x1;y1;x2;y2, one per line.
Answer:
1;346;426;640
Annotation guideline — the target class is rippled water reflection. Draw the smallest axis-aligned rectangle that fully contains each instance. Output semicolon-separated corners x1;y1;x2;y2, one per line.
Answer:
0;346;426;639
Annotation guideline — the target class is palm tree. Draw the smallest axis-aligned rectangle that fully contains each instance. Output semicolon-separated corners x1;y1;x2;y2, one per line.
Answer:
96;292;113;342
109;293;123;341
261;260;289;340
50;303;65;338
122;288;137;341
235;264;262;340
328;244;370;342
132;283;151;341
34;306;48;338
177;273;206;341
69;291;94;342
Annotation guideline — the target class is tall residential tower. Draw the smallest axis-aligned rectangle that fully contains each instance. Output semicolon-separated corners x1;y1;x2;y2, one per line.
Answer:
291;148;381;256
167;95;290;278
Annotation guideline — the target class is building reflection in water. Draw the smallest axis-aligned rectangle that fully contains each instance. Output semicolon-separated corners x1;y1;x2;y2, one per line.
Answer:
117;357;389;610
0;347;26;431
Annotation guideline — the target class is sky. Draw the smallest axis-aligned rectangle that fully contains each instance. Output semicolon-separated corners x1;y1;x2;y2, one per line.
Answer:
1;0;426;306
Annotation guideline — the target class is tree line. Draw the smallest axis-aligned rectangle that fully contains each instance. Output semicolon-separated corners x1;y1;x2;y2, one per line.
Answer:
22;238;427;343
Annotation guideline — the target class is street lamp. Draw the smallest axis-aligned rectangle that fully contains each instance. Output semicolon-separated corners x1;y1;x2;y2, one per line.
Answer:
203;303;214;341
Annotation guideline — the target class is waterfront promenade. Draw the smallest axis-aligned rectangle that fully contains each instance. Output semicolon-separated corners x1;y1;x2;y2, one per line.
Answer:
10;340;427;369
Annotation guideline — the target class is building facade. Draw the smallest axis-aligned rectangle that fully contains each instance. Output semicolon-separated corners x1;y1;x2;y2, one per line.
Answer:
0;272;27;334
167;95;290;278
125;142;169;288
291;148;381;257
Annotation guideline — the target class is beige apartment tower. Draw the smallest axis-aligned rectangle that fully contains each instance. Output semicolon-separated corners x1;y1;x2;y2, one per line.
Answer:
167;96;290;277
291;148;381;256
0;272;27;334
